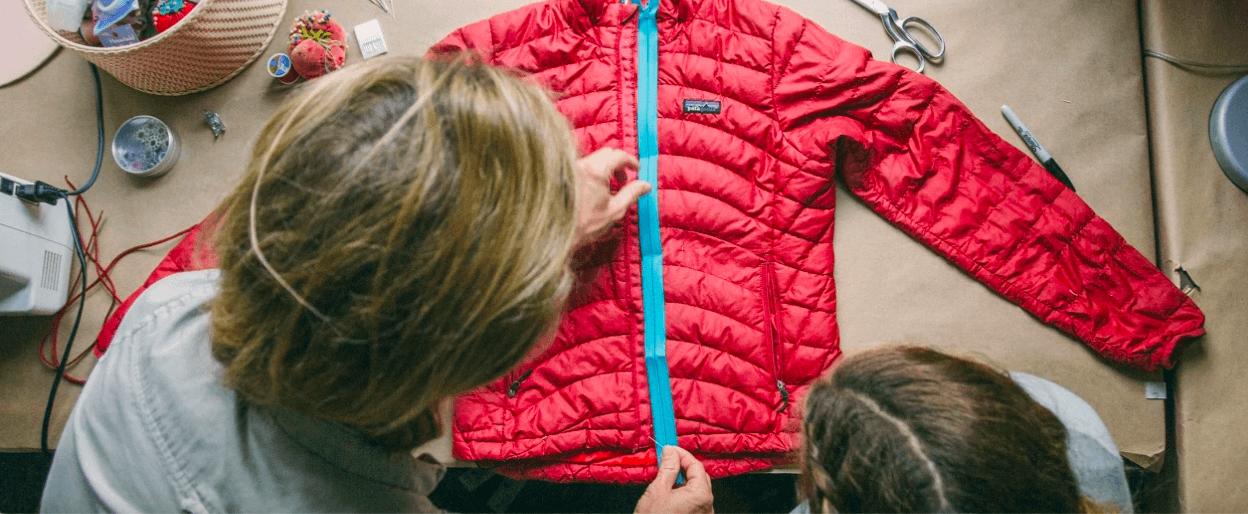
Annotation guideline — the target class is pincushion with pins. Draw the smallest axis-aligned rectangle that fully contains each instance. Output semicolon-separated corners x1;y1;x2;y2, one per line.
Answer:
287;10;347;80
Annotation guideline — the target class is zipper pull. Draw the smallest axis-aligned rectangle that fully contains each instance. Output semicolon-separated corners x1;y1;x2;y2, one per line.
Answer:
776;380;789;413
507;369;534;398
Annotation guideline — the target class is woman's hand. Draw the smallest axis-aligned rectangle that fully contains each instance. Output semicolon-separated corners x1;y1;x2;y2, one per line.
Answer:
635;446;714;514
576;148;652;247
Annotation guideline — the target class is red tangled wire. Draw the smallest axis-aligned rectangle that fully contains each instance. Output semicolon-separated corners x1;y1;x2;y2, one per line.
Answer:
38;177;193;384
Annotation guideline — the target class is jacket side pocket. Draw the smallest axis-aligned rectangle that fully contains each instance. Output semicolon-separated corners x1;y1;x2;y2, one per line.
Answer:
762;261;789;413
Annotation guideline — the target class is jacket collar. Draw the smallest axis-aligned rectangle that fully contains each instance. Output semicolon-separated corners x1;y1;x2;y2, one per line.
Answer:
578;0;694;26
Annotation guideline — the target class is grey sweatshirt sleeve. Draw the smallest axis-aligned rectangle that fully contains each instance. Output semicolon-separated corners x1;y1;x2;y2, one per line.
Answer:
1010;372;1135;514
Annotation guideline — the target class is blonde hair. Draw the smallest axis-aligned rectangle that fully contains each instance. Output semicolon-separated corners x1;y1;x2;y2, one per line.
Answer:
210;54;580;450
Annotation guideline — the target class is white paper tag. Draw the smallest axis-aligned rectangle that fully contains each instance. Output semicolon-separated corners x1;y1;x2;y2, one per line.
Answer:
354;20;388;60
1145;381;1167;400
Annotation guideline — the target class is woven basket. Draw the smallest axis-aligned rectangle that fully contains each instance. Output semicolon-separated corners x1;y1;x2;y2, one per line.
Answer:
24;0;287;95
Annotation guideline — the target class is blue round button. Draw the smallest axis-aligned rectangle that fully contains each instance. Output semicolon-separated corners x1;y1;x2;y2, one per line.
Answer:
1211;74;1248;193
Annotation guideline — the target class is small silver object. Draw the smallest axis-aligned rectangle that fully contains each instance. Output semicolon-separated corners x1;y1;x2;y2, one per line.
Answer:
203;109;226;139
112;115;180;178
366;0;392;16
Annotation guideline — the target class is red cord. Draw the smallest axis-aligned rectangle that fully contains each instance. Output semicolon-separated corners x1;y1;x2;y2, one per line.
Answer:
39;177;195;384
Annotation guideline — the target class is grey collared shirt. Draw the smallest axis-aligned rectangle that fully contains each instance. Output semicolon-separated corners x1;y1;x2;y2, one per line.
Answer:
41;270;445;513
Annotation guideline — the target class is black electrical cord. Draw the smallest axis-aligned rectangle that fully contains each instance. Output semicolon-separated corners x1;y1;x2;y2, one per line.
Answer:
65;63;105;197
39;62;105;455
41;194;89;455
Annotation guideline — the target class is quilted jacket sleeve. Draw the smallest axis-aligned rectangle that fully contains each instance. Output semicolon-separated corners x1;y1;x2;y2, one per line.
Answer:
773;16;1203;372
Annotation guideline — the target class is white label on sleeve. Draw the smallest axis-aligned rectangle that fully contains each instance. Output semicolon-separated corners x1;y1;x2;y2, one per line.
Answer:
1145;381;1167;400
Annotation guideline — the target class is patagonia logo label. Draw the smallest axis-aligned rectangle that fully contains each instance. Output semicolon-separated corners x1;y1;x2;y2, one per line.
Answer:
682;99;721;114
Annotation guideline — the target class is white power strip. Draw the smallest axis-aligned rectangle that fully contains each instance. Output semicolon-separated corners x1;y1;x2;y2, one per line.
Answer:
0;172;74;315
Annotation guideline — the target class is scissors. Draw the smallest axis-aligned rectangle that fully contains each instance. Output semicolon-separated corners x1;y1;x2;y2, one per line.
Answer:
850;0;946;73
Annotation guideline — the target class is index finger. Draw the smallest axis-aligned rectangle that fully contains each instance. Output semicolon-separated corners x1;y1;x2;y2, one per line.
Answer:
584;147;639;175
668;447;707;479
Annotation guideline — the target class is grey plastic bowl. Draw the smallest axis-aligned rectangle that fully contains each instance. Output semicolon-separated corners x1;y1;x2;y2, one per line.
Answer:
1211;74;1248;194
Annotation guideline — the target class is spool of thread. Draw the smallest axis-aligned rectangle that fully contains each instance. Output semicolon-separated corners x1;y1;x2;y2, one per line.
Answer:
267;53;298;84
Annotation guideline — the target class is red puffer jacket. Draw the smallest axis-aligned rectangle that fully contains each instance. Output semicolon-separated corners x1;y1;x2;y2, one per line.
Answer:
433;0;1205;484
96;0;1204;486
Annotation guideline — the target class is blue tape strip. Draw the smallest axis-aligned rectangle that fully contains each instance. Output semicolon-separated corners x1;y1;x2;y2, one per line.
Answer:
631;0;680;469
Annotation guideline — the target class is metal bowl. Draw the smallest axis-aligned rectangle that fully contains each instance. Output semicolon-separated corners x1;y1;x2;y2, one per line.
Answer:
112;115;180;177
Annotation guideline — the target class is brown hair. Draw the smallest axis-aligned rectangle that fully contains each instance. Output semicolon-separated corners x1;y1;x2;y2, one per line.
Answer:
209;54;580;451
800;346;1084;513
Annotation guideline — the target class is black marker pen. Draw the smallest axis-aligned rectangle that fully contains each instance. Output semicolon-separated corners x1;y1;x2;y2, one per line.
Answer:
1001;105;1076;191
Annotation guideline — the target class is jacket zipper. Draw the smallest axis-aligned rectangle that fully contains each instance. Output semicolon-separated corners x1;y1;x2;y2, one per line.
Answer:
630;0;681;469
507;368;534;398
762;261;788;412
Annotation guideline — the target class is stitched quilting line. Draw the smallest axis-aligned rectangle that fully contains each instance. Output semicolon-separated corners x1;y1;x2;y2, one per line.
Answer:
665;115;830;186
464;422;793;441
466;411;791;440
482;24;583;63
663;294;765;340
668;367;781;412
663;151;835;213
775;18;808;86
884;165;1090;316
552;85;622;105
458;411;638;443
572;119;624;134
506;412;642;449
663;13;778;44
560;298;628;327
662;223;834;279
661;219;765;260
510;370;638;407
875;188;1106;348
539;332;637;363
932;116;1056;259
661;152;785;196
768;286;838;317
1047;203;1096;273
663;49;772;77
470;380;640;438
663;187;835;250
509;337;778;411
665;338;776;391
531;56;618;82
660;187;770;230
662;117;803;171
768;16;865;169
662;263;765;311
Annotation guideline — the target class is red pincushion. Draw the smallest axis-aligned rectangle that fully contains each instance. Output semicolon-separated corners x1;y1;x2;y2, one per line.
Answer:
287;10;348;80
291;39;346;80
